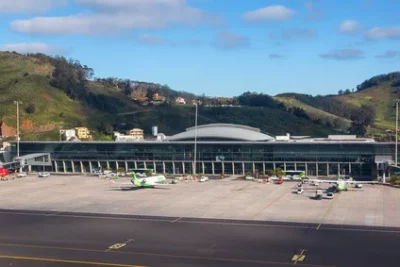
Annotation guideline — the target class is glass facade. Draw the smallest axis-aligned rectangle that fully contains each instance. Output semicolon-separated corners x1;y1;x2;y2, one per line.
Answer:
8;141;397;179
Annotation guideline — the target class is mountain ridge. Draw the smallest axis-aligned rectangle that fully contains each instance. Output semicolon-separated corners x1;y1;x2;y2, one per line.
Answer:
0;51;398;141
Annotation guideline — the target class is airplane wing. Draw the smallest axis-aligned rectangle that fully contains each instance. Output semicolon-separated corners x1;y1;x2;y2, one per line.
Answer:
308;179;377;184
344;180;378;184
148;182;174;186
110;180;135;186
308;179;338;183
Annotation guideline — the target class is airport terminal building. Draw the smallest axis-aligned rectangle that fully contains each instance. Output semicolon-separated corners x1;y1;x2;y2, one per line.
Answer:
4;124;397;179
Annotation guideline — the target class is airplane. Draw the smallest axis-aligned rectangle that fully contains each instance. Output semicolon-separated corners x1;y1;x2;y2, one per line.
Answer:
0;167;10;178
307;177;376;191
111;171;171;189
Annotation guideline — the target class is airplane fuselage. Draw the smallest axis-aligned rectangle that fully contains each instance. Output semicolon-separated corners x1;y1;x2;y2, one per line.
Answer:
132;175;167;188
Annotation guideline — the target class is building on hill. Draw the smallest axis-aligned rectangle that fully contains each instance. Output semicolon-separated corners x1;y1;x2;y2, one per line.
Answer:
151;93;166;105
128;128;144;140
176;97;186;104
75;127;92;140
152;93;166;102
60;129;77;141
132;97;150;106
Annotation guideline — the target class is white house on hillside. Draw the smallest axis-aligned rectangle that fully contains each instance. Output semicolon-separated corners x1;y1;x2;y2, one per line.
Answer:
175;97;186;104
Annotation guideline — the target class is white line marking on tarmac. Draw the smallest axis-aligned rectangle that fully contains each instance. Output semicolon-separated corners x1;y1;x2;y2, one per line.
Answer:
1;210;400;233
171;217;182;223
317;195;339;230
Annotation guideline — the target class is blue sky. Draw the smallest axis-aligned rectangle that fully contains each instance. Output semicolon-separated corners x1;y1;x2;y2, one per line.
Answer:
0;0;399;97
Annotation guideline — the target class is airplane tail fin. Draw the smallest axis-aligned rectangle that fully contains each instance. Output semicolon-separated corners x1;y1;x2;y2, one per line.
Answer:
130;172;138;184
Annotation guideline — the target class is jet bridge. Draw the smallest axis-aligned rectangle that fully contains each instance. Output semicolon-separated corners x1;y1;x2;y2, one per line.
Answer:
0;152;52;172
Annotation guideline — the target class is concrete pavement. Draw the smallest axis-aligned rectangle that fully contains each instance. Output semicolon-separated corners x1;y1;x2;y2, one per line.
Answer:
1;175;400;228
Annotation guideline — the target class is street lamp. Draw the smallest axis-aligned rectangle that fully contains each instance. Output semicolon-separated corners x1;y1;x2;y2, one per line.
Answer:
396;101;399;166
13;101;22;159
193;100;198;176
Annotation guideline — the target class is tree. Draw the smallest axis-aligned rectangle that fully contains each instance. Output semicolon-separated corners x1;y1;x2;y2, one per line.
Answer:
357;72;400;91
350;104;376;126
344;89;351;94
25;104;36;114
237;92;283;109
390;175;400;185
117;167;126;174
273;168;285;178
290;107;310;119
349;123;367;136
146;88;156;99
145;169;153;177
123;80;132;96
338;89;344;95
349;104;376;136
98;122;114;135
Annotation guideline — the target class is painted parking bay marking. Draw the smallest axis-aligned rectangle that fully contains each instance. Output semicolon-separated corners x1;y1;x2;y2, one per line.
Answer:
292;249;307;264
0;255;147;267
107;239;134;251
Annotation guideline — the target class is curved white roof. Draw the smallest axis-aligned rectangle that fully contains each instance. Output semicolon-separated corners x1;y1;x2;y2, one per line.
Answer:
167;123;274;141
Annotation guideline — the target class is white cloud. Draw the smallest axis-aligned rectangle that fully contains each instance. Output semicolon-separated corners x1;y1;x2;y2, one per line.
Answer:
214;31;250;50
269;54;284;59
376;50;398;59
0;43;65;54
269;28;316;40
242;5;294;21
136;34;168;45
304;0;323;21
339;20;362;33
10;0;219;35
76;0;185;9
320;48;363;60
0;0;66;13
366;27;400;39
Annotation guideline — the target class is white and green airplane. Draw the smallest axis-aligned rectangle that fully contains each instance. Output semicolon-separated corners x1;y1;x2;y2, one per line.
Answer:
111;171;171;189
308;177;376;191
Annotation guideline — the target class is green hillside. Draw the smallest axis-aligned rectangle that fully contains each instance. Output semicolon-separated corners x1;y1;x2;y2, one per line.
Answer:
274;95;351;131
331;82;397;139
275;73;400;140
0;52;87;140
1;51;398;141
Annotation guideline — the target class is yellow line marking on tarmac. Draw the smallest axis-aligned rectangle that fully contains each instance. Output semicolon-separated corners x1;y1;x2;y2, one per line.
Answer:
0;255;147;267
292;249;307;264
0;243;335;267
317;196;339;230
107;239;134;251
108;243;126;250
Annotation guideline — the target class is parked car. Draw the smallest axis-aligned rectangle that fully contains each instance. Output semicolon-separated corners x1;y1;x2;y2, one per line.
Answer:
199;176;209;182
326;192;335;199
297;187;304;194
311;181;319;186
17;172;27;178
38;172;50;177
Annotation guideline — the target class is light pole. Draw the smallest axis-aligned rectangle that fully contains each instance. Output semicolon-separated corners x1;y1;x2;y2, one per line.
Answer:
396;101;399;166
13;101;22;159
193;100;198;176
